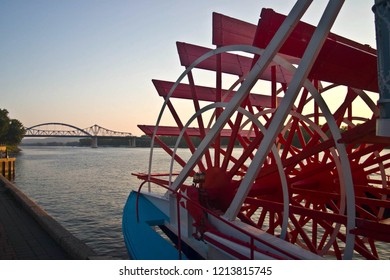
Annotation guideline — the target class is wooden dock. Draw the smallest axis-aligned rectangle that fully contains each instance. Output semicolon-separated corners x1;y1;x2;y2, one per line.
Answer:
0;175;99;259
0;158;15;181
0;146;15;180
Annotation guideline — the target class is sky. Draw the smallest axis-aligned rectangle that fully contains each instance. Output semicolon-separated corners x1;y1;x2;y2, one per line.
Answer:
0;0;377;136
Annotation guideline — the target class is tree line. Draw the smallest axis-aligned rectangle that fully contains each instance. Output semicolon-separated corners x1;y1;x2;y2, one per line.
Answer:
0;108;25;151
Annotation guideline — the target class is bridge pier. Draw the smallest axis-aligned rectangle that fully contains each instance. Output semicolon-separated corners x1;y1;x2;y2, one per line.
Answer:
129;137;136;148
91;137;98;148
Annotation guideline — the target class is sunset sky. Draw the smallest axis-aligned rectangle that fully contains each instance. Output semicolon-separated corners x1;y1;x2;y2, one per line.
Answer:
1;0;377;136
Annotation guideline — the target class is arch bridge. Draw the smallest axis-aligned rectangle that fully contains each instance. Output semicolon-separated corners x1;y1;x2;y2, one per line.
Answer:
24;123;136;148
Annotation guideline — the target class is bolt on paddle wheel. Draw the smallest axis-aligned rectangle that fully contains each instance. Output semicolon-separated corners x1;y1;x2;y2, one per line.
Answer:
137;5;390;259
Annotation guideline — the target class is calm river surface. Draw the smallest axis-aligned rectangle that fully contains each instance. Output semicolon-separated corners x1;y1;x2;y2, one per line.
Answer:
14;146;164;259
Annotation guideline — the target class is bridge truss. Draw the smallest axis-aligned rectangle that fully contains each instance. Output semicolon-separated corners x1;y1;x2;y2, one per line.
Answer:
25;123;133;138
24;123;135;147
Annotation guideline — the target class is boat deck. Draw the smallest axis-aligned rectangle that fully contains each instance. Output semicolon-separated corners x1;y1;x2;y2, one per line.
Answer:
123;191;187;260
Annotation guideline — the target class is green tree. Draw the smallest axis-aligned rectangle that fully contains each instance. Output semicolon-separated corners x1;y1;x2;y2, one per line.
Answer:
0;109;10;141
7;119;25;145
0;108;25;147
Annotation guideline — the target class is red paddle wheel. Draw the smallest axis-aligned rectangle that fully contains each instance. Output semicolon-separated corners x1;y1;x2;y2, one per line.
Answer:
134;6;390;259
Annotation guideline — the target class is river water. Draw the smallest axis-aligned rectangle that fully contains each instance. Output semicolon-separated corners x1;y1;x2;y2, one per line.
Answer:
13;146;390;260
14;146;157;259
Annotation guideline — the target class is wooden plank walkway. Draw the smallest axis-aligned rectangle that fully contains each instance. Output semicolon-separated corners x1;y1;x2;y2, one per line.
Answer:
0;175;98;259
